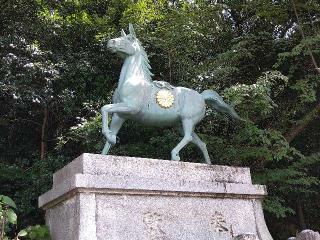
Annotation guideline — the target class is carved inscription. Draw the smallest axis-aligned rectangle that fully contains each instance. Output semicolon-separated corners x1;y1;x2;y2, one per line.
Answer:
143;212;168;240
210;211;229;232
234;234;258;240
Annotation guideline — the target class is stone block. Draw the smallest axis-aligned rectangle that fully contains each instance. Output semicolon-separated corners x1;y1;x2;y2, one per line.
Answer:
235;234;258;240
294;230;320;240
39;154;273;240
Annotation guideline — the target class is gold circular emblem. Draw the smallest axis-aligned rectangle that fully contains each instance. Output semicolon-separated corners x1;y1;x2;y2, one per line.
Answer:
156;90;174;108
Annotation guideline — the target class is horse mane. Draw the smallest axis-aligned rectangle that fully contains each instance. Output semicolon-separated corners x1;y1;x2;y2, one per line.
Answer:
136;39;154;82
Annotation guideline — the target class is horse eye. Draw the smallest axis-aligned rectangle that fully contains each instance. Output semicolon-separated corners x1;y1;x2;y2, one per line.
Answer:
127;36;134;41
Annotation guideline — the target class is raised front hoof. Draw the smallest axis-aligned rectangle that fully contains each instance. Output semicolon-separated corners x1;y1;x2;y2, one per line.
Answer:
171;152;180;161
105;134;117;145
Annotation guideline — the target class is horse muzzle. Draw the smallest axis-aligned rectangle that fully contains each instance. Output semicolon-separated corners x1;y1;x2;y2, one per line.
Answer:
107;40;117;53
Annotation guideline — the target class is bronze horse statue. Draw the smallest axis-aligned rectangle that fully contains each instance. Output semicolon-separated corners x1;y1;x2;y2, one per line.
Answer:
101;24;242;164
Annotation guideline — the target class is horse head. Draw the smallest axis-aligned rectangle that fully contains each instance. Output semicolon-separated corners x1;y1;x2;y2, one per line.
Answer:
107;23;141;58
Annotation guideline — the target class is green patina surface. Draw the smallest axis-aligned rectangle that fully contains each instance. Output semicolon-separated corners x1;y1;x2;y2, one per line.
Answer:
101;24;242;164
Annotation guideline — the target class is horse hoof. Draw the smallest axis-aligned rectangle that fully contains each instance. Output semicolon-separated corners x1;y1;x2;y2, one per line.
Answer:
205;159;212;165
101;150;107;155
171;153;180;161
107;134;117;145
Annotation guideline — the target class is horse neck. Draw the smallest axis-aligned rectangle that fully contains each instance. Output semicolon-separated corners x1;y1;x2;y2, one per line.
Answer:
119;53;148;86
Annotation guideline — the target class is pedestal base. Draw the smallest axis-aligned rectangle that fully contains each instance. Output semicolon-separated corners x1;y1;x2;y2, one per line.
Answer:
39;154;273;240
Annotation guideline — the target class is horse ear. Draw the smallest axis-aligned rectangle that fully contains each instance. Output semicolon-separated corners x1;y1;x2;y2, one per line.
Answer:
128;23;136;37
121;29;126;37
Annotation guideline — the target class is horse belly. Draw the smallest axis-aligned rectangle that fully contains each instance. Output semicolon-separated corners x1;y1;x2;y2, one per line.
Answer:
130;88;180;127
137;107;180;127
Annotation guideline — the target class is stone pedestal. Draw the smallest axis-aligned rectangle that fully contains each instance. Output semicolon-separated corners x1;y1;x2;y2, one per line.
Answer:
39;154;273;240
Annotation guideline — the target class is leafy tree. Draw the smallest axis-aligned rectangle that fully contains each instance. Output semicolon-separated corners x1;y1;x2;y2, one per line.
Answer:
0;0;319;239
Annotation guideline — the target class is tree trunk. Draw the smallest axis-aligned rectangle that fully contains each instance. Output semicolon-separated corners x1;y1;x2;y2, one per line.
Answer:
296;198;307;230
291;0;320;74
284;103;320;143
229;9;243;37
40;107;48;160
289;1;320;232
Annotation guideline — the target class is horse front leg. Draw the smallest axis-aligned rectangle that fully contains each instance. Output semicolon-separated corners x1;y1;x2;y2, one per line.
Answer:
101;104;116;145
101;103;139;146
102;113;125;155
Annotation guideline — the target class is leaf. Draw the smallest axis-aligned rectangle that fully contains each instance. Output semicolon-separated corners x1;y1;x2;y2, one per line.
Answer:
7;208;17;224
0;195;17;209
29;231;37;239
18;229;28;237
27;225;51;239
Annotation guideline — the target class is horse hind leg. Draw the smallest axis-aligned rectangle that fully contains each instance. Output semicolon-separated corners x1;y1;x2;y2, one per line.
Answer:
176;126;211;164
191;133;211;164
102;113;125;155
171;119;194;161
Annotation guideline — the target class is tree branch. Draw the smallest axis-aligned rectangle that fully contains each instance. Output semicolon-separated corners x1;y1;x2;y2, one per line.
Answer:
40;107;48;160
291;0;320;74
284;102;320;142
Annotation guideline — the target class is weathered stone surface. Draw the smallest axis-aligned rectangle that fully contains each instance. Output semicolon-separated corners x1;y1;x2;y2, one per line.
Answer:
296;230;320;240
234;234;258;240
39;154;273;240
288;230;320;240
52;154;252;186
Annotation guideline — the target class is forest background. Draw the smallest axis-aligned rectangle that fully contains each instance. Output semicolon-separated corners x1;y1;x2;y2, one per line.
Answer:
0;0;319;239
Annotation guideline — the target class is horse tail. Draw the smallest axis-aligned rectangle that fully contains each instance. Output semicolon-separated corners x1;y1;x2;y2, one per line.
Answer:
201;89;244;121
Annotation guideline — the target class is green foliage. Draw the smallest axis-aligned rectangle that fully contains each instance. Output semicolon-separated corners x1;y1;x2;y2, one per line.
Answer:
224;71;289;117
0;196;17;210
255;153;320;219
263;197;295;218
1;0;320;239
23;225;50;240
0;195;50;240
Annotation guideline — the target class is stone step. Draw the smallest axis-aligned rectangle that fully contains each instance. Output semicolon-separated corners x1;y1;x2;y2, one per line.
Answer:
53;153;253;186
